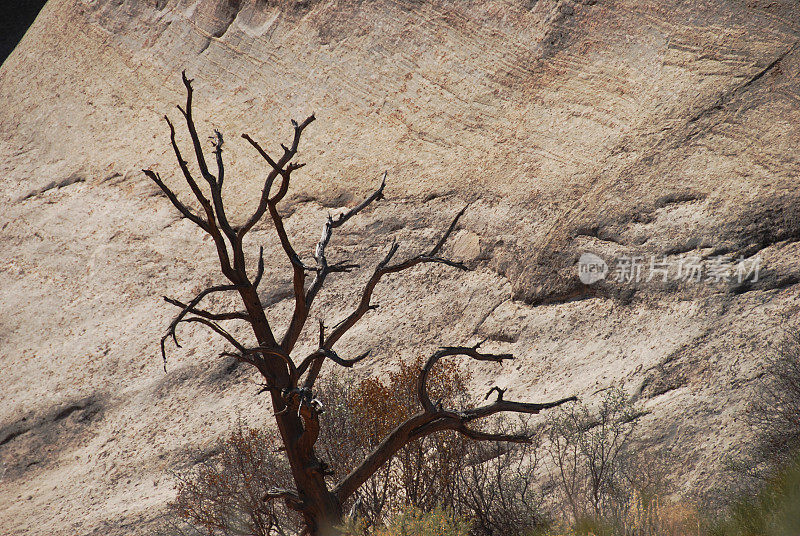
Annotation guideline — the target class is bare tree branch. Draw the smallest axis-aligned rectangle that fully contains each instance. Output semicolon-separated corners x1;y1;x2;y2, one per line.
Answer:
142;169;209;232
163;296;249;321
253;246;265;289
177;71;216;185
267;200;309;353
418;343;512;413
175;72;238;255
239;114;315;240
332;343;576;502
283;174;387;355
306;173;386;308
459;394;578;423
159;284;238;370
296;321;372;388
325;348;370;368
206;128;237;244
164;114;211;211
164;111;235;279
323;206;468;353
212;129;225;187
177;317;248;354
241;117;317;354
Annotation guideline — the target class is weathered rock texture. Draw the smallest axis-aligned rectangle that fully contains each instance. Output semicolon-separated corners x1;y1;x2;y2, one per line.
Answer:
1;0;799;534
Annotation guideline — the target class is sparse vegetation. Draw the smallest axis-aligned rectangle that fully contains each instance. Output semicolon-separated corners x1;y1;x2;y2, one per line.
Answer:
160;373;800;536
746;331;800;477
544;388;642;526
144;72;577;535
163;360;546;536
540;388;704;536
708;454;800;536
369;507;471;536
164;423;297;536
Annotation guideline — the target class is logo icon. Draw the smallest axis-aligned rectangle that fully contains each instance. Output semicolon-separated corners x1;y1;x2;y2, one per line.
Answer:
577;253;608;285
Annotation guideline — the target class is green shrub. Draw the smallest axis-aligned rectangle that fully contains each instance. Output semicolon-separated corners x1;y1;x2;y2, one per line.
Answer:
710;454;800;536
378;507;472;536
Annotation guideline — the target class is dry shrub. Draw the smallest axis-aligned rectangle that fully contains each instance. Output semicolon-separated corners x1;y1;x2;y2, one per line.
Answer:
163;358;545;536
317;357;545;535
544;388;639;523
164;423;299;536
541;388;702;536
610;491;703;536
747;330;800;474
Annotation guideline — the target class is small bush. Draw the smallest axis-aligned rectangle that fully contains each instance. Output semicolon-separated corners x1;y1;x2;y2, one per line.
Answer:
746;331;800;475
709;453;800;536
341;507;471;536
721;329;800;507
543;388;640;523
378;506;472;536
540;388;703;536
162;421;298;536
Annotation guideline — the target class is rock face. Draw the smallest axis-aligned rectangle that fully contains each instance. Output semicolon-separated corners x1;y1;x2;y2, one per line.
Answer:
1;0;799;534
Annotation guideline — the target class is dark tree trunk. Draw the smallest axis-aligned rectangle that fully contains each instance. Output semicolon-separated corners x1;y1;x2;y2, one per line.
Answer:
143;71;576;536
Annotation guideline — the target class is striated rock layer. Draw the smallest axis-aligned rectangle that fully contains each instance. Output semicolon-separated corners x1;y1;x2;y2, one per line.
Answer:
0;0;799;534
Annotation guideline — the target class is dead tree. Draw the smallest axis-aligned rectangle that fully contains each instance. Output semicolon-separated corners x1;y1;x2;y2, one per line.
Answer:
143;72;576;536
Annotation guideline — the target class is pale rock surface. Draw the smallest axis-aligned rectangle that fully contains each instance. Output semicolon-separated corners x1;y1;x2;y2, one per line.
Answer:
0;0;799;534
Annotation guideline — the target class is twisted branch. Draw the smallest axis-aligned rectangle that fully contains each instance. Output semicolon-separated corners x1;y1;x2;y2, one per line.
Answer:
332;343;576;501
159;284;238;370
284;173;387;354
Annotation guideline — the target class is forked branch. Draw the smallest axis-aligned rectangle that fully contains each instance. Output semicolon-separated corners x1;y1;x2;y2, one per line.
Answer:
284;173;387;353
296;205;469;388
332;342;576;501
418;342;512;413
159;284;239;370
323;205;469;353
240;114;315;239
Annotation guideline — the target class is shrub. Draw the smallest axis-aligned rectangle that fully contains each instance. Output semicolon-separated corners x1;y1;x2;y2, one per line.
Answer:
340;507;471;536
720;329;800;507
536;491;704;536
747;330;800;475
317;358;547;534
709;453;800;536
543;388;640;523
377;506;472;536
164;359;545;535
163;422;298;536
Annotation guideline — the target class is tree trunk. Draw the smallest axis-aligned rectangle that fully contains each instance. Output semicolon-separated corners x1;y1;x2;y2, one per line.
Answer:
145;73;576;536
272;401;343;535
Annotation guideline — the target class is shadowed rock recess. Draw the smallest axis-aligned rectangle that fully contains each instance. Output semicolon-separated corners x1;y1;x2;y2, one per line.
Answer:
0;0;799;534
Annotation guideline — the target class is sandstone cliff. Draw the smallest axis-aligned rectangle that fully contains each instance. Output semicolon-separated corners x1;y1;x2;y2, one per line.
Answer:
0;1;799;534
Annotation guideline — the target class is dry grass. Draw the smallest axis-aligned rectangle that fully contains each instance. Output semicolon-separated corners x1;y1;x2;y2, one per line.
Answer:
540;490;704;536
